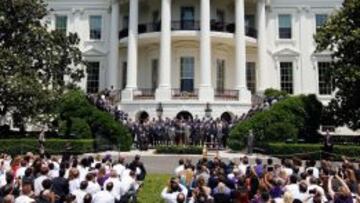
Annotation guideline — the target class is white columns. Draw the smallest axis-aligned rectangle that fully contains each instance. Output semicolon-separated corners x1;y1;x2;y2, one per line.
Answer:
156;0;172;101
122;0;138;101
235;0;251;103
257;0;267;92
199;0;214;101
108;0;120;89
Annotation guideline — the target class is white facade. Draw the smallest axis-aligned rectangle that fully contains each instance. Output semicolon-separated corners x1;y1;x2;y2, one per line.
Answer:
45;0;342;120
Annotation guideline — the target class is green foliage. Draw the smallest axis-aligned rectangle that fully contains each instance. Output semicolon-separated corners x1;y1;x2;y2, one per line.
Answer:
315;0;360;130
137;174;170;203
264;88;288;99
59;118;92;139
264;143;360;160
0;139;94;155
0;0;84;125
57;90;132;151
228;95;323;151
156;145;203;154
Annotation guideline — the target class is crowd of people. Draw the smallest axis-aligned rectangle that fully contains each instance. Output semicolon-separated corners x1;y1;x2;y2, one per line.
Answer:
0;152;147;203
87;89;278;150
162;156;360;203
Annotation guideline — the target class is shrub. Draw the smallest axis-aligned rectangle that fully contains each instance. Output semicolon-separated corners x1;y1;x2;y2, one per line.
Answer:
229;95;323;151
263;143;360;160
59;117;92;139
156;145;203;154
0;139;94;155
57;90;132;151
264;88;288;99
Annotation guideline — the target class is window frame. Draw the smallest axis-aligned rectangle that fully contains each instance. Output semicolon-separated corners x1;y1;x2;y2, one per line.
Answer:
318;61;333;96
216;59;226;91
278;14;292;39
246;62;256;94
89;15;103;40
86;61;100;93
55;15;68;33
279;61;294;94
180;57;195;92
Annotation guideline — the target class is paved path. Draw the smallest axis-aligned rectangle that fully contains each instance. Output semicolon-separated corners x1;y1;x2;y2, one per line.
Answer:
83;150;279;174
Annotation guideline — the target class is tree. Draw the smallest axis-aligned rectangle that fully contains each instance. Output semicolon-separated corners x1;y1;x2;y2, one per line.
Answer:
0;0;84;126
315;0;360;130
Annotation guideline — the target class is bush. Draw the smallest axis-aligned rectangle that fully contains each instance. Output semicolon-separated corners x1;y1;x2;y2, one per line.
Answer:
57;90;132;151
228;95;323;151
59;117;92;139
263;143;360;160
0;139;94;155
155;145;203;154
264;88;288;99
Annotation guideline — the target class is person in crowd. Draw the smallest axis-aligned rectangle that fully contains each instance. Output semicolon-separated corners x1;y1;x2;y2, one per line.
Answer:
0;151;147;203
161;177;188;203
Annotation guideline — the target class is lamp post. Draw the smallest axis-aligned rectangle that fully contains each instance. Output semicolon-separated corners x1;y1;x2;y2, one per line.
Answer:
204;102;212;118
156;102;163;120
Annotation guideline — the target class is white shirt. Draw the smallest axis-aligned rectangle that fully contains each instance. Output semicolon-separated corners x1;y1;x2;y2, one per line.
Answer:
86;181;101;194
92;190;115;203
119;176;138;196
174;165;185;176
238;163;248;175
15;195;35;203
34;175;48;196
48;170;59;179
69;178;81;194
113;164;126;178
16;167;27;179
72;189;87;203
161;184;188;203
283;183;299;196
306;167;319;179
104;177;122;200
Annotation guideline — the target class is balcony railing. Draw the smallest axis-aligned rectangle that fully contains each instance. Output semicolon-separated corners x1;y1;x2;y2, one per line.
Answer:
119;21;257;39
138;22;161;34
134;88;155;100
171;20;200;31
215;89;239;101
171;88;199;100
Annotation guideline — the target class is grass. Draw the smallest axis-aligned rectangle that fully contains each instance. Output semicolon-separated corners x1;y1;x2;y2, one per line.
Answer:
137;174;172;203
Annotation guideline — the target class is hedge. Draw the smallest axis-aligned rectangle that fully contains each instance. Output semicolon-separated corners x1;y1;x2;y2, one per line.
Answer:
155;145;203;154
57;90;132;151
264;143;360;160
228;94;323;151
0;139;94;155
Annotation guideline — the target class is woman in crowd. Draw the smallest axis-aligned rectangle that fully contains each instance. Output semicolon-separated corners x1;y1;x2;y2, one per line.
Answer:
162;156;360;203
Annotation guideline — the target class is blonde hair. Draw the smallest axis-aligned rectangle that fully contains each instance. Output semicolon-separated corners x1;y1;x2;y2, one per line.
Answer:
283;191;293;203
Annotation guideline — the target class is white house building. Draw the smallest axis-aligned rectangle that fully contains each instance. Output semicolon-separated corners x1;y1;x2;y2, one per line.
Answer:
45;0;342;122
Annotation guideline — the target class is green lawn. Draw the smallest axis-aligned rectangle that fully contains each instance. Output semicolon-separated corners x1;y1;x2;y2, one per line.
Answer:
137;174;172;203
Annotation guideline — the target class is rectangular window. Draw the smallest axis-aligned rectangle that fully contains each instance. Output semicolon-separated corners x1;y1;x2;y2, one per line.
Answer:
216;59;225;91
89;15;102;40
279;14;292;39
280;62;293;94
122;62;127;89
316;14;328;32
86;62;100;93
318;62;332;95
216;10;225;24
123;16;129;29
246;62;256;94
55;15;67;33
181;7;195;30
180;57;195;92
151;59;159;90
